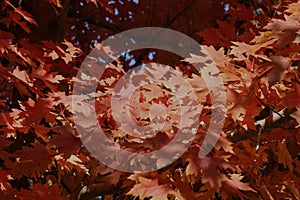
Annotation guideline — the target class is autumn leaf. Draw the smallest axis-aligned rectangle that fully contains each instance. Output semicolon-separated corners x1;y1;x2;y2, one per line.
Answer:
291;107;300;125
221;174;255;199
230;39;277;61
32;64;64;84
185;152;233;191
0;30;14;52
184;45;230;68
0;169;12;191
0;0;299;199
276;143;294;173
226;88;247;122
5;1;38;26
55;154;89;174
61;40;82;64
127;176;184;200
214;132;235;154
198;157;232;190
285;1;300;27
284;83;300;107
48;0;63;8
48;125;82;158
224;174;255;192
264;15;300;31
12;142;53;178
11;66;32;85
18;97;57;126
9;12;31;33
266;56;291;86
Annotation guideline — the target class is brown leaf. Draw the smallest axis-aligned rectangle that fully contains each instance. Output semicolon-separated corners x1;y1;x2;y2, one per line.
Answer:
224;174;255;192
6;1;38;26
276;143;294;172
230;39;277;61
267;56;290;86
48;125;82;159
12;142;53;178
291;108;300;125
0;169;12;191
18;97;56;125
127;176;184;200
264;15;300;31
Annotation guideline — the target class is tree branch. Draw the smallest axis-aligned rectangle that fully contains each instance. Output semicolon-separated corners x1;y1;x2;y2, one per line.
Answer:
230;107;297;143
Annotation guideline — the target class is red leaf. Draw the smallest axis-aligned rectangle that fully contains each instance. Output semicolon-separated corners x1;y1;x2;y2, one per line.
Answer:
6;1;38;26
0;169;12;191
223;174;255;192
284;83;300;107
48;125;82;159
12;142;53;178
127;176;184;200
276;143;294;172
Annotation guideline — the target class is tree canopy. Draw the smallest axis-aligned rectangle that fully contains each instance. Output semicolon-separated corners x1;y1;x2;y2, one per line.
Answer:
0;0;299;199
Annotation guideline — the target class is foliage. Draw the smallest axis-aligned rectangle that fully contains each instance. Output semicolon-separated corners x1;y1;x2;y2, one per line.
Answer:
0;0;299;199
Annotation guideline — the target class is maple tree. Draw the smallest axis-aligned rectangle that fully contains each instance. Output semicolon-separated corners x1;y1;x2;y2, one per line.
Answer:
0;0;300;199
